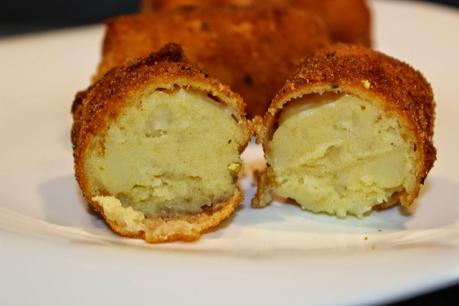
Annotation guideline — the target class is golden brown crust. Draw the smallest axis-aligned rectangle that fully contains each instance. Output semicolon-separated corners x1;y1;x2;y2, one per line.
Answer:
72;43;251;242
141;0;371;46
90;188;243;243
254;44;436;210
97;7;330;117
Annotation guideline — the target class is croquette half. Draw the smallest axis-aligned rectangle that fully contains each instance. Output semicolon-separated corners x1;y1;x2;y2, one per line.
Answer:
252;44;436;218
72;44;251;242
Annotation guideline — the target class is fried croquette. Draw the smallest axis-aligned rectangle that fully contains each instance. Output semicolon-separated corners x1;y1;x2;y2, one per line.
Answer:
141;0;371;46
72;44;251;242
252;44;436;218
97;7;330;117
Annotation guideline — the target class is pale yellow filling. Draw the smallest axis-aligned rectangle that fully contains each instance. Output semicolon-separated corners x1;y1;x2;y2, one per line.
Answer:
85;89;244;217
268;93;417;218
92;196;145;232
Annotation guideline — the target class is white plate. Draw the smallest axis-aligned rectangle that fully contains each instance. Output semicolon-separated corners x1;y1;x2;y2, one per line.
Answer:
1;1;458;305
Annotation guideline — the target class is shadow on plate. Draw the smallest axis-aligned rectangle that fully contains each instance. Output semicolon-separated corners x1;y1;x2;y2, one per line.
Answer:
38;174;111;235
37;174;459;239
38;174;243;241
59;128;73;152
232;176;459;233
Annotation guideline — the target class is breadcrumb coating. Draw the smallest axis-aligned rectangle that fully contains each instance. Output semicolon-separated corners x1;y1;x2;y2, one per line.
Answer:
141;0;371;46
97;7;330;117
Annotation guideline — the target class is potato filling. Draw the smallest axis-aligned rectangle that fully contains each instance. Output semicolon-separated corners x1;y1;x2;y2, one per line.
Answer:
85;88;244;217
268;93;417;217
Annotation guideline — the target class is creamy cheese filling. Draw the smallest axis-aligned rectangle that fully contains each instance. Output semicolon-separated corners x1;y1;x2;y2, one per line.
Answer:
86;88;244;217
268;93;417;217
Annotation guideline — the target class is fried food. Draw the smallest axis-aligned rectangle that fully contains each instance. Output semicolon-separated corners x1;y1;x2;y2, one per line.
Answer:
72;44;251;242
141;0;371;46
252;44;436;218
97;7;330;117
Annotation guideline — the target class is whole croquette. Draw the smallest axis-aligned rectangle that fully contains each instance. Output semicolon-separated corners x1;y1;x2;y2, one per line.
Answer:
141;0;371;46
96;6;330;117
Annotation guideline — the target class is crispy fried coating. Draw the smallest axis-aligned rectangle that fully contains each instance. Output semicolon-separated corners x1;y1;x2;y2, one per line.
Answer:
97;7;330;117
72;44;251;242
141;0;371;46
253;44;436;215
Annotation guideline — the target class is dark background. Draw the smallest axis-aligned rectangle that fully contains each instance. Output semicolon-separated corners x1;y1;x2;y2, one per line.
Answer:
1;0;458;305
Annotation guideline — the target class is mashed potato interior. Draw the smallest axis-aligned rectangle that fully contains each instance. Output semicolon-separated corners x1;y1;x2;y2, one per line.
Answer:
92;196;146;232
86;88;244;217
268;93;416;217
